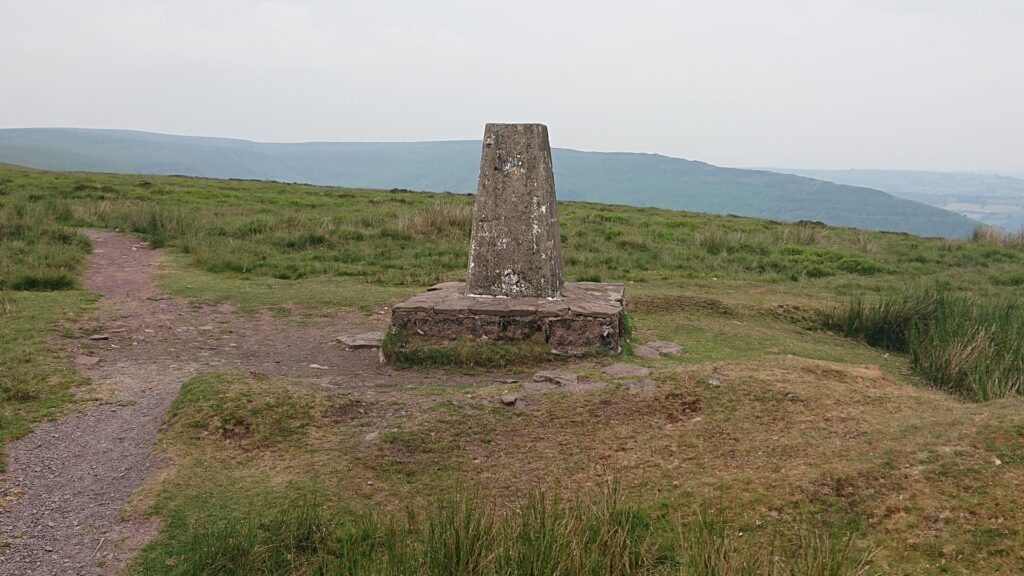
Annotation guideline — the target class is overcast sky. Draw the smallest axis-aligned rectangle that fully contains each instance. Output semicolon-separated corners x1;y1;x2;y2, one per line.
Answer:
1;0;1021;172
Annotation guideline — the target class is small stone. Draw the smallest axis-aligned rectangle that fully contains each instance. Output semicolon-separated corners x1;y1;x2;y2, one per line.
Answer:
494;377;520;384
88;334;110;341
366;480;374;486
531;370;578;388
632;345;660;359
363;432;380;442
500;394;519;406
625;379;658;392
198;325;213;331
647;341;682;355
784;393;799;401
602;364;651;378
309;364;328;370
337;332;384;349
74;355;100;366
705;374;722;386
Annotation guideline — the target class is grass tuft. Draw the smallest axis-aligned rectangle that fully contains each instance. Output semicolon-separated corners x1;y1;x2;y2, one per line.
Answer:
972;224;1024;252
823;289;1024;400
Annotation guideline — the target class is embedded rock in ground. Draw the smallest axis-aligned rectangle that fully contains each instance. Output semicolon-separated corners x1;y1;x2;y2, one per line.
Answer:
646;341;682;355
528;370;578;390
602;364;651;378
632;344;661;359
337;332;384;349
467;123;564;298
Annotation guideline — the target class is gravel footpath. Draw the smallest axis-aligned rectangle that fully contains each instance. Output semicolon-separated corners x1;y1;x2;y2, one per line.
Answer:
0;231;389;575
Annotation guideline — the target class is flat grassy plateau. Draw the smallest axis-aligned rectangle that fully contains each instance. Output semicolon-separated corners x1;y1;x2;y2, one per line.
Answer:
2;164;1024;574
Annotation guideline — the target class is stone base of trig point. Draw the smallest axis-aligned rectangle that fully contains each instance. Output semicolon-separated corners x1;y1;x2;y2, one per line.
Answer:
389;282;626;355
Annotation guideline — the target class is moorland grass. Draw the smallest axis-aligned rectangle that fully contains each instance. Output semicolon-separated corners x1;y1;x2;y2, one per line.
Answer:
6;165;1018;290
0;290;93;469
0;187;95;467
823;289;1024;400
4;165;1024;572
972;224;1024;252
134;485;870;576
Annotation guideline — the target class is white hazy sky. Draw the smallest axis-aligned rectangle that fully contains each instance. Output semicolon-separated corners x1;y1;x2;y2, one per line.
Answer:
1;0;1021;171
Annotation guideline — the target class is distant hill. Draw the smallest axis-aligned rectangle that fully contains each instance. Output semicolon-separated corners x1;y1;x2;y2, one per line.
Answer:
0;128;979;238
776;168;1024;232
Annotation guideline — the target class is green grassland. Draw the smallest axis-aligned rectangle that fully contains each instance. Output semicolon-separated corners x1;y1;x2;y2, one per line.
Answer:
3;164;1024;574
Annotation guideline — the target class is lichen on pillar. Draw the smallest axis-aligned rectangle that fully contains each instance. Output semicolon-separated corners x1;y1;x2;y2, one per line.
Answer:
466;123;565;298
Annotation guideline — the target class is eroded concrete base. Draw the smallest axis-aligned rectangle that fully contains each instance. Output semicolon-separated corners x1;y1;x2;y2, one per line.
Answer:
390;282;626;355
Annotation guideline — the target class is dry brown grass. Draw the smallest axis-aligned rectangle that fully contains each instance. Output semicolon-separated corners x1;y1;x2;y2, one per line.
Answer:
972;225;1024;251
396;201;473;240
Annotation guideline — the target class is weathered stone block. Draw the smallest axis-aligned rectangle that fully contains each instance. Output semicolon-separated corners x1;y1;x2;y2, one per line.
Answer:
390;282;626;355
467;123;564;298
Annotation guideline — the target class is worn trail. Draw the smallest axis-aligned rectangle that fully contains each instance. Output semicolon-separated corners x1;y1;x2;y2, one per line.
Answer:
0;231;389;575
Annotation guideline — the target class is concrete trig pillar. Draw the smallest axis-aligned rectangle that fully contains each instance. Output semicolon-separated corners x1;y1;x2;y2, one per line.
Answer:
466;123;565;298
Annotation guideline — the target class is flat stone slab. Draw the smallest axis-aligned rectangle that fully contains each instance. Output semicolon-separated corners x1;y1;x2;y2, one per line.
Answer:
391;282;626;354
337;332;384;349
394;282;623;318
601;363;651;378
632;344;661;359
646;341;682;355
530;370;579;388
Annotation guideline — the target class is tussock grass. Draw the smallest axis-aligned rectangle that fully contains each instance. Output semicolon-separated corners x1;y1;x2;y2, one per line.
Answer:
0;198;89;291
397;201;473;241
136;488;871;576
824;289;1024;400
972;224;1024;251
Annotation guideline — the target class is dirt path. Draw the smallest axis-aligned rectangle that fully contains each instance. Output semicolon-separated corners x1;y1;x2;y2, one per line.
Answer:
0;231;397;575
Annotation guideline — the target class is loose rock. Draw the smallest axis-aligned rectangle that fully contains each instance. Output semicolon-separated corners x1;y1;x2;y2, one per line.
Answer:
88;334;110;341
500;394;519;406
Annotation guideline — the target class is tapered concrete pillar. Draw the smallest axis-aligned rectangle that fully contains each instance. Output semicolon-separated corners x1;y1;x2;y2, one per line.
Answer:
467;123;565;298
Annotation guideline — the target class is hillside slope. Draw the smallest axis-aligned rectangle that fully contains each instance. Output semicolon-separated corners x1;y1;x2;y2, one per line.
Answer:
777;168;1024;232
0;128;978;237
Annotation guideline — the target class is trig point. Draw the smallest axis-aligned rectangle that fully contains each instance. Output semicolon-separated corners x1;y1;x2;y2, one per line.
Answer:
467;123;564;298
390;123;626;355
